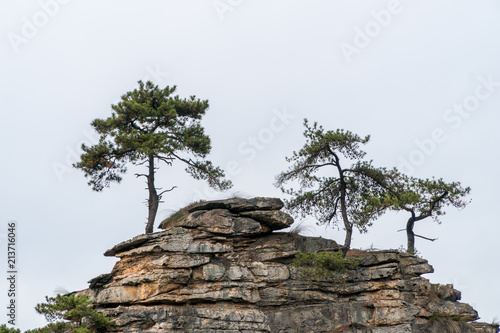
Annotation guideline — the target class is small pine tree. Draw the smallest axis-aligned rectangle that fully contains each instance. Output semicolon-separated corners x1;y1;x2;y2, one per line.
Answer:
373;170;470;254
25;294;111;333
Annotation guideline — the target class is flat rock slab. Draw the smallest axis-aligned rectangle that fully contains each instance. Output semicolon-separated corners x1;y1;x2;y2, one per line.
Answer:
158;197;293;235
186;197;284;213
239;210;293;229
160;209;265;235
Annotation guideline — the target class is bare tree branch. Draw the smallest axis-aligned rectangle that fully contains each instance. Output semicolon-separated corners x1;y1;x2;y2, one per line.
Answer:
414;234;438;242
158;186;177;197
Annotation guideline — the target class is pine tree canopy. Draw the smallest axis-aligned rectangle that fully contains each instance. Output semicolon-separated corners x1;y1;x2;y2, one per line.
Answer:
74;81;231;192
275;119;390;253
275;119;471;254
369;168;471;223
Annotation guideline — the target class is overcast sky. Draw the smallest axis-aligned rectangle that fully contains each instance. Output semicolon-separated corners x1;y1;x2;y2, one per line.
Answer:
1;0;500;330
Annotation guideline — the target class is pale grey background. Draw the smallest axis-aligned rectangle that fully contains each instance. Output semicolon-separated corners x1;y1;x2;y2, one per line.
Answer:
1;0;499;330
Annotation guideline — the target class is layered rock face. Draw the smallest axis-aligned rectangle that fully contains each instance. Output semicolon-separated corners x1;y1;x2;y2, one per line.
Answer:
76;197;498;333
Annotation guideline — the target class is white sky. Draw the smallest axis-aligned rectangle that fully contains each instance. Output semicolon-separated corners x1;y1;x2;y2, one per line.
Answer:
1;0;500;330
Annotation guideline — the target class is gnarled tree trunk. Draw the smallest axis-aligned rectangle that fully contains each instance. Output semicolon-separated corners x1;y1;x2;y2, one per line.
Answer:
406;212;416;254
145;155;159;234
340;176;352;258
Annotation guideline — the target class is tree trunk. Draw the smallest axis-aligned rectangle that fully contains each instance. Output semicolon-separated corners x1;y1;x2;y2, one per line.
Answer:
145;155;159;234
340;178;351;258
342;220;353;258
406;213;416;254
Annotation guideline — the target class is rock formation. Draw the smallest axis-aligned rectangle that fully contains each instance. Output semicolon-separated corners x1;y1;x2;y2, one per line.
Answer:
76;197;499;333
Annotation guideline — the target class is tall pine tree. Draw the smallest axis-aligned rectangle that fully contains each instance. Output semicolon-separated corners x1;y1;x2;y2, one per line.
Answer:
74;81;231;233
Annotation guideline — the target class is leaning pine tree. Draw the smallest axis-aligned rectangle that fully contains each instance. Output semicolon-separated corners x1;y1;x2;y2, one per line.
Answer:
374;170;470;254
275;119;389;256
74;81;232;234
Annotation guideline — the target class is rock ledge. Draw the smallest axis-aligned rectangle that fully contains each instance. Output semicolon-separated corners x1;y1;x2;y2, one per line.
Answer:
75;197;498;333
158;197;292;236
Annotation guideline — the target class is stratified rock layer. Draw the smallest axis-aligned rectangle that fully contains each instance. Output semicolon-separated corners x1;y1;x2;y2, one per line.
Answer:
76;197;498;333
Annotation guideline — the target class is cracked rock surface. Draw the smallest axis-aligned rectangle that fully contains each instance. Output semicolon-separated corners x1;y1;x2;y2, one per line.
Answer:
74;197;498;333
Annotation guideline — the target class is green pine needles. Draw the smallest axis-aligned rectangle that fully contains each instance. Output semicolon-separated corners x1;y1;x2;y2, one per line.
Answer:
276;119;392;256
25;294;111;333
0;325;20;333
276;118;471;255
74;81;232;234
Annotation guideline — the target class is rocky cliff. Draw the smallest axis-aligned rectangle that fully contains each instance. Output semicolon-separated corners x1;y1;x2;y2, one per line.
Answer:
76;197;499;333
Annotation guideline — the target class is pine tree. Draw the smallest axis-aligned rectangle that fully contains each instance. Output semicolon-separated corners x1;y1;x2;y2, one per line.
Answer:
276;119;389;256
25;294;111;333
74;81;232;233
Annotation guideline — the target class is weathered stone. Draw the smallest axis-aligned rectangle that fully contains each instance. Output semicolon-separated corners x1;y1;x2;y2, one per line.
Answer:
187;240;233;253
159;209;269;236
226;266;251;281
236;233;341;263
86;284;161;304
73;197;496;333
100;304;271;332
115;269;191;286
349;263;399;282
359;250;399;267
202;264;226;281
104;231;164;257
403;262;435;276
265;303;351;332
399;253;432;268
414;316;487;333
433;283;462;302
186;197;284;213
148;281;262;304
426;300;479;321
371;324;412;333
160;209;233;231
88;273;113;289
151;253;210;268
336;279;406;296
472;322;500;333
232;216;264;235
257;287;289;306
247;262;290;282
239;210;293;230
105;228;195;258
